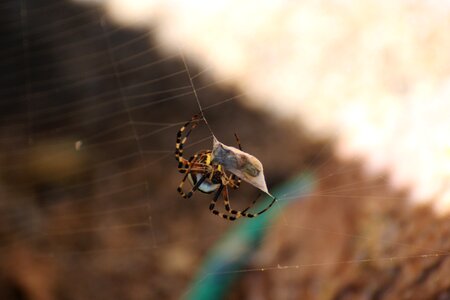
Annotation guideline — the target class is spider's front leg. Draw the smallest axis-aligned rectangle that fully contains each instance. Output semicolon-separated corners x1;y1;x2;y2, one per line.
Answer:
177;156;211;198
175;115;201;170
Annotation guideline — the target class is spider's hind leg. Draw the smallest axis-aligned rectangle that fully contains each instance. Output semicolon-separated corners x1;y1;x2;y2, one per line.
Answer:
209;185;249;221
222;185;252;217
177;173;206;199
240;195;278;218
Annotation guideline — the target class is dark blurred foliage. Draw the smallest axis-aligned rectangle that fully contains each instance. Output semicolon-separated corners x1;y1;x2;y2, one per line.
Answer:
0;0;322;299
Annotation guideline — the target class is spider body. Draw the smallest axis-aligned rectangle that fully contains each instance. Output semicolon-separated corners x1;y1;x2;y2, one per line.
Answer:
189;172;220;193
186;151;221;194
175;115;276;221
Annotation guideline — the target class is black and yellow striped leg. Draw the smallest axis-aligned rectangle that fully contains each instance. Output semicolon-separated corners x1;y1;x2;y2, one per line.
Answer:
177;153;199;175
209;185;248;221
209;185;237;221
240;195;278;218
177;173;206;199
175;115;200;169
209;184;223;216
222;185;251;216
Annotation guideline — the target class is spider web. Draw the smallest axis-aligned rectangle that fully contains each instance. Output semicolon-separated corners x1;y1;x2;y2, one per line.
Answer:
0;0;449;299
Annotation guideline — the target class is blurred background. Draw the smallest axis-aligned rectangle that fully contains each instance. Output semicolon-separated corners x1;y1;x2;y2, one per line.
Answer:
1;0;450;299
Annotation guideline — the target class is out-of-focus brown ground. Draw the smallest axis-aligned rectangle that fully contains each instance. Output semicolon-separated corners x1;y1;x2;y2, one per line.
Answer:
230;159;450;300
1;1;450;300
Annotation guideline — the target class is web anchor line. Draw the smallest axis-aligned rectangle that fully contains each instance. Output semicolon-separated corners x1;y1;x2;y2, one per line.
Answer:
179;48;216;139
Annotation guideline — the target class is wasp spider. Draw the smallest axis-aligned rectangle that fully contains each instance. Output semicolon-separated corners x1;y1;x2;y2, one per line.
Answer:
175;115;276;221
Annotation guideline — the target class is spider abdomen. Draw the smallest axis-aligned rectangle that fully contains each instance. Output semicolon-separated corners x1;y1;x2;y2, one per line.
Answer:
188;173;220;194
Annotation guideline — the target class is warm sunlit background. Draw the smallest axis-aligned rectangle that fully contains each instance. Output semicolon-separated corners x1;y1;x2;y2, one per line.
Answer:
101;0;450;213
1;0;450;299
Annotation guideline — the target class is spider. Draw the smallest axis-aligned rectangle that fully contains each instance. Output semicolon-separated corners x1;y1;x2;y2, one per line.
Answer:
175;115;277;221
